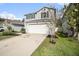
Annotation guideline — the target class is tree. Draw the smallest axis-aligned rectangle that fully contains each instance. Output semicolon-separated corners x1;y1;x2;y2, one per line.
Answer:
21;27;26;33
63;3;79;38
7;26;12;32
46;7;56;43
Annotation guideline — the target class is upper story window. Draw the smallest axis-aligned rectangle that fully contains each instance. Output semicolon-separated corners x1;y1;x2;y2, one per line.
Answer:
26;14;35;19
41;11;49;18
47;11;49;18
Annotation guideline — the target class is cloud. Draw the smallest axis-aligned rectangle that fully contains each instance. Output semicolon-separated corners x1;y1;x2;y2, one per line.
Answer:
0;11;15;19
0;11;22;20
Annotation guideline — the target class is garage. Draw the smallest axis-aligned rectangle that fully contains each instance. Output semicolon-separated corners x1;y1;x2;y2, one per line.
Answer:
26;24;49;34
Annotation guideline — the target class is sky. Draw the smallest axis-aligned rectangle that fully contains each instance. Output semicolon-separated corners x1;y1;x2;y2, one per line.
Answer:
0;3;64;20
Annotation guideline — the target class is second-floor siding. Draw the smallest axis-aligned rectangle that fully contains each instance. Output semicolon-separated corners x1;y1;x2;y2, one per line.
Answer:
25;7;56;21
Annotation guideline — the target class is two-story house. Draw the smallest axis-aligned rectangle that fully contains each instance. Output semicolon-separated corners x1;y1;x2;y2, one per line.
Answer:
24;7;56;35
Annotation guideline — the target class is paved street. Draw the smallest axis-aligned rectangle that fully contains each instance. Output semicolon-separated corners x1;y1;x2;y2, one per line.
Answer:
0;34;47;56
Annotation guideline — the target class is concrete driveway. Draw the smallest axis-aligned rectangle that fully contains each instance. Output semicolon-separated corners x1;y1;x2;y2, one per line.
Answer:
0;34;47;56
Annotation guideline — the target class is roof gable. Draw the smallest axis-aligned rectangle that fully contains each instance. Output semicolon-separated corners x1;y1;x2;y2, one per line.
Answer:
36;7;55;13
24;7;55;16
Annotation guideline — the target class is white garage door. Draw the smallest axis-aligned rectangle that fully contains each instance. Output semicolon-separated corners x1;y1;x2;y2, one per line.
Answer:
27;24;49;34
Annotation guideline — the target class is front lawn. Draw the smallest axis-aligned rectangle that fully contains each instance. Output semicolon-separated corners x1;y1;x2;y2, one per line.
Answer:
0;32;20;41
32;36;79;56
0;36;13;41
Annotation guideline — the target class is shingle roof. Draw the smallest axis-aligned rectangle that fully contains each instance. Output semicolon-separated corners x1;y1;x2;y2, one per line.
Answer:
25;19;51;23
6;19;24;25
0;18;24;25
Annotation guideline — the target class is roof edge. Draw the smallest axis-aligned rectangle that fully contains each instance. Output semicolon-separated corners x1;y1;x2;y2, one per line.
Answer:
24;6;56;16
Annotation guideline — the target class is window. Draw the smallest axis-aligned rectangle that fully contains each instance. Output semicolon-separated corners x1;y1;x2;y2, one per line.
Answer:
41;11;49;18
26;14;35;19
47;11;49;18
41;12;46;18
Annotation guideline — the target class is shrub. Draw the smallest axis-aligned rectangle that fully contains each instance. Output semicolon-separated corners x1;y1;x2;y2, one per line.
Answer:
7;26;12;32
0;32;2;36
2;31;17;36
21;28;26;33
56;32;68;37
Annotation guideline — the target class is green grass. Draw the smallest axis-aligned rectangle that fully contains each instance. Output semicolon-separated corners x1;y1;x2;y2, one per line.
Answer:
0;32;19;41
32;36;79;56
0;36;13;41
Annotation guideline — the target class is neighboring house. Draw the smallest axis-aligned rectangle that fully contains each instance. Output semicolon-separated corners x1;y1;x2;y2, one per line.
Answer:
6;19;24;31
0;18;8;31
0;18;24;32
24;7;56;35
